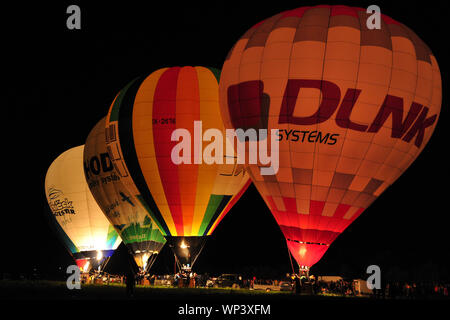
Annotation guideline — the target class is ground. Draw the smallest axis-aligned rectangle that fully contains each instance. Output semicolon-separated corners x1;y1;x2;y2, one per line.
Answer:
0;279;352;300
0;280;445;317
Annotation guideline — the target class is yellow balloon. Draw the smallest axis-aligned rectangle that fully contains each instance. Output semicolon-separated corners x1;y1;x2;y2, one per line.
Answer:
45;146;121;272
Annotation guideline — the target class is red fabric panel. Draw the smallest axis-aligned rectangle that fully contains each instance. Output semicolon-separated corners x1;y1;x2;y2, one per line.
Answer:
152;67;184;235
310;200;326;215
330;5;360;17
281;7;311;18
283;197;297;213
75;259;88;271
286;240;330;268
279;225;340;245
333;203;352;219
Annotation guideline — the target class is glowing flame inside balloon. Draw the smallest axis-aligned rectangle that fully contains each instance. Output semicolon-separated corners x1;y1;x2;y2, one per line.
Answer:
180;241;188;249
299;246;307;258
96;250;103;261
142;253;150;270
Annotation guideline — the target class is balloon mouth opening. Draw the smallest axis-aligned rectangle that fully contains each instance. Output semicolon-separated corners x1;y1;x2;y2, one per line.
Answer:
286;239;330;247
286;239;331;270
73;249;115;272
133;250;159;273
166;236;208;272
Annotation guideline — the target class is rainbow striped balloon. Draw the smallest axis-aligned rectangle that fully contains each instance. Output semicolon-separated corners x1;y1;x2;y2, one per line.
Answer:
105;66;250;270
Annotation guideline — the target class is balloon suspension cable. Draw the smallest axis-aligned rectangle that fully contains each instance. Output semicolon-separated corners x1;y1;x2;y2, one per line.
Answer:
286;240;297;277
188;237;208;271
145;253;157;274
99;256;111;273
174;253;181;273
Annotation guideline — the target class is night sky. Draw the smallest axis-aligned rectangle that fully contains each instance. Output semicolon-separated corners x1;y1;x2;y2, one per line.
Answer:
3;0;449;281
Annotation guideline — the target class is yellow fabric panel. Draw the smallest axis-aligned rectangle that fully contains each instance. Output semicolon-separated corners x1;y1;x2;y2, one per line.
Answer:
132;68;178;235
175;66;200;235
190;67;222;235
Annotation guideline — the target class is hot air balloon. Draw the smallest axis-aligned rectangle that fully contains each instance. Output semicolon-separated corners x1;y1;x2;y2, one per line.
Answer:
45;146;121;273
104;66;251;271
84;117;166;272
218;5;441;273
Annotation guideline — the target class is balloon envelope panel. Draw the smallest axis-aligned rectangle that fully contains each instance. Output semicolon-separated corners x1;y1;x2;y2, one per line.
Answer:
84;118;166;269
219;5;441;267
45;146;121;257
105;66;251;238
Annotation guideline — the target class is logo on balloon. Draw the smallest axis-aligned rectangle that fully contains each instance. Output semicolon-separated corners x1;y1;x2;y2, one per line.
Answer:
227;79;437;149
47;187;76;217
84;153;120;188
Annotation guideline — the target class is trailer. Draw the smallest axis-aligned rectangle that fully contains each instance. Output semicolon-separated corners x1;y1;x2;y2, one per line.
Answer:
353;279;373;295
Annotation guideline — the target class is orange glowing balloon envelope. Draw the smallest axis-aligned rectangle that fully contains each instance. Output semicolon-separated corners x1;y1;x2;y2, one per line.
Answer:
219;5;442;268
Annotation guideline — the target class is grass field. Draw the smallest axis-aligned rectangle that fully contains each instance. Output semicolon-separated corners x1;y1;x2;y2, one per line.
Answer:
0;279;358;301
0;280;443;317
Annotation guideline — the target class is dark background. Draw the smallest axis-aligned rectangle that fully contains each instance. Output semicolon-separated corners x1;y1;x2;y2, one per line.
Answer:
2;0;449;282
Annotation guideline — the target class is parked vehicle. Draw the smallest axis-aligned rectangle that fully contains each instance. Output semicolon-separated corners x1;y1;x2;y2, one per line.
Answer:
252;280;283;292
279;281;293;291
214;274;244;289
206;277;217;288
154;275;173;286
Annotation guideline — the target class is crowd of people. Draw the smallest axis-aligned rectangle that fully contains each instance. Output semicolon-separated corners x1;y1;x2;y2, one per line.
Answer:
307;278;450;299
172;271;201;288
314;279;357;295
132;271;210;288
75;269;450;300
373;281;449;299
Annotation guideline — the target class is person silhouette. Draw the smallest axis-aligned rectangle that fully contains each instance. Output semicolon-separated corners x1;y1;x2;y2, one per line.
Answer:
126;268;136;298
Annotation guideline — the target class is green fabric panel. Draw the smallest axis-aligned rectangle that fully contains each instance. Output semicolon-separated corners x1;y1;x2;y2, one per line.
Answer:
150;224;166;244
143;215;151;225
120;221;166;245
137;195;168;236
143;215;166;243
121;222;150;244
106;224;120;248
203;195;232;235
108;78;138;122
206;67;221;84
198;194;224;236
